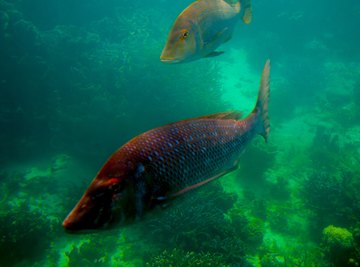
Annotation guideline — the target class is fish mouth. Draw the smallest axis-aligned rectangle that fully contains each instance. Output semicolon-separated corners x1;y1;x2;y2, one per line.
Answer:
160;54;181;64
62;214;85;231
62;194;114;231
63;208;112;231
160;58;180;64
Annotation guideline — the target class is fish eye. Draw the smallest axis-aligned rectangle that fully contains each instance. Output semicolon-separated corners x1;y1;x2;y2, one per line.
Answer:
109;183;122;193
91;191;105;201
180;30;189;40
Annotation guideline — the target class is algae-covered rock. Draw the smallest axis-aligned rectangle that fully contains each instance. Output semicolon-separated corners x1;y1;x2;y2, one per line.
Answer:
322;225;356;266
323;225;353;249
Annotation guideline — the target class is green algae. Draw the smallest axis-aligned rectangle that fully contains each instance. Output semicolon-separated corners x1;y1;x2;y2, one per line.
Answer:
323;225;353;249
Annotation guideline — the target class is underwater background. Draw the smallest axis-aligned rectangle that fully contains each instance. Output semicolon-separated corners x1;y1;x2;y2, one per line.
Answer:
1;0;360;266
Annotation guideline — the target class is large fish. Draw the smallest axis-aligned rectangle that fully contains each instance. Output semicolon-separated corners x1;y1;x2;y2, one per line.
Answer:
160;0;252;63
63;60;270;231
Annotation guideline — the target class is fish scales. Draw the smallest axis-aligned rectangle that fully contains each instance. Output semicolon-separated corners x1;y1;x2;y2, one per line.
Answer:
121;118;256;195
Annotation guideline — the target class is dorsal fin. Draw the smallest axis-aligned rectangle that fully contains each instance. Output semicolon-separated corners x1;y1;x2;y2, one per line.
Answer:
192;111;243;120
167;111;243;127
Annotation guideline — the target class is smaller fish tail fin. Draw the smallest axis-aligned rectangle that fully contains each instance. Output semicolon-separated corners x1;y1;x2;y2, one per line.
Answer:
241;0;252;24
253;59;270;142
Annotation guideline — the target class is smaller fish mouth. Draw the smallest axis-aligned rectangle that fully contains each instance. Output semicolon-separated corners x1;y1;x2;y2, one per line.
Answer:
160;56;180;64
160;59;180;64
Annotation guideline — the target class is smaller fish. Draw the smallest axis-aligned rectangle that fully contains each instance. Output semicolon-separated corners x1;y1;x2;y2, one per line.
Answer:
160;0;252;63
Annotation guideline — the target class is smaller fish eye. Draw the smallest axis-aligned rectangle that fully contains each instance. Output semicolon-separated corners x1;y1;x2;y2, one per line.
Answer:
180;30;189;40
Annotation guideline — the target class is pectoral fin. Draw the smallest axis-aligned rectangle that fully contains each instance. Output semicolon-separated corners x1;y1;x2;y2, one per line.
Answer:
171;166;238;197
204;27;229;48
205;51;224;58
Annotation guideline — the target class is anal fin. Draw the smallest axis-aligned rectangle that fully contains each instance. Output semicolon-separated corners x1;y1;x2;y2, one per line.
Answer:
176;111;243;125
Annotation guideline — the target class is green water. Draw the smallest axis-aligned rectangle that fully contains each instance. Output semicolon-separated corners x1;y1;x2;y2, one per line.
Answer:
1;0;360;266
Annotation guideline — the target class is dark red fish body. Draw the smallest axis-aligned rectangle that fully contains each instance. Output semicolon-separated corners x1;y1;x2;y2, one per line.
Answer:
63;60;270;231
122;115;259;197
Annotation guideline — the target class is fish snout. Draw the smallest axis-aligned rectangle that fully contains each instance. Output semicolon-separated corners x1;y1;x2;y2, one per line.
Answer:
62;193;113;231
62;208;86;231
160;46;182;63
62;216;80;231
160;54;179;64
62;203;91;231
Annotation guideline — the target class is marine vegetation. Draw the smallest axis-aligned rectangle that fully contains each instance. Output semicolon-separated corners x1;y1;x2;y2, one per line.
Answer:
64;236;117;267
145;248;229;267
0;168;62;266
0;197;55;265
136;182;249;264
323;225;353;249
321;225;357;267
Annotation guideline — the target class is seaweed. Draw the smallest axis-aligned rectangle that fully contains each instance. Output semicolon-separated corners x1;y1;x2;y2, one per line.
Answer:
65;238;111;267
310;125;340;168
0;199;57;266
145;248;230;267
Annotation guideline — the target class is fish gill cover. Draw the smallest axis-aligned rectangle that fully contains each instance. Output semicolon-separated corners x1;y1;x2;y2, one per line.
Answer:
0;0;360;266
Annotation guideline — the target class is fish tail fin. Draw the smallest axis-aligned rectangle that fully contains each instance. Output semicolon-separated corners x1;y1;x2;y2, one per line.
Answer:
241;0;252;24
252;59;270;142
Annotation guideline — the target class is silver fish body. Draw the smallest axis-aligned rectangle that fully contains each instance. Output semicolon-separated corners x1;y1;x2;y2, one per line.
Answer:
161;0;252;63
